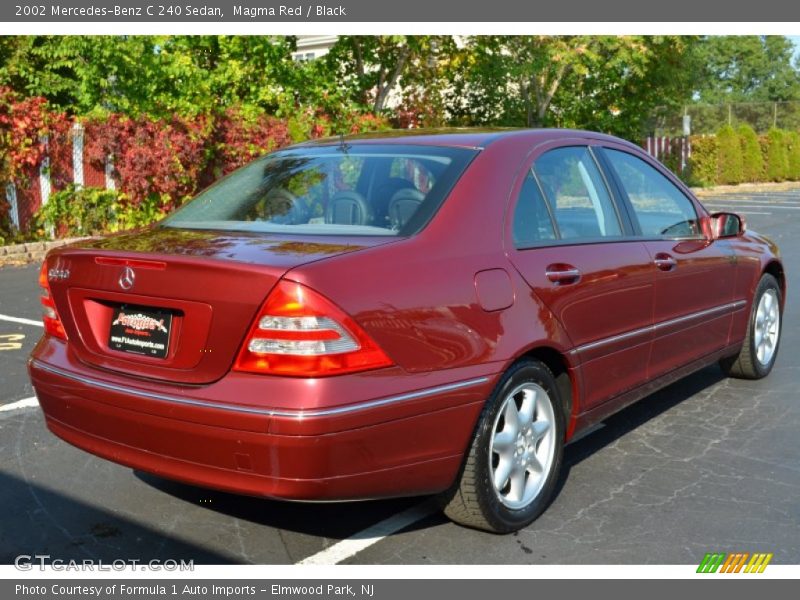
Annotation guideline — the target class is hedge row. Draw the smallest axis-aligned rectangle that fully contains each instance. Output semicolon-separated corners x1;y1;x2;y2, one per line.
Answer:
686;124;800;186
1;86;389;243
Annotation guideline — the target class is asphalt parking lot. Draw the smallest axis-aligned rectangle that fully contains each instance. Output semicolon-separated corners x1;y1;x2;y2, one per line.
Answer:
1;188;799;565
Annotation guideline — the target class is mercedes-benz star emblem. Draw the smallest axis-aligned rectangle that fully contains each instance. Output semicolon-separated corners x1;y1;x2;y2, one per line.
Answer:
118;266;135;290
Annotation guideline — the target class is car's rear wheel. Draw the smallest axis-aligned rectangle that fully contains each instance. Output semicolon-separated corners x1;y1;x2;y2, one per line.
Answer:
440;359;564;533
720;273;782;379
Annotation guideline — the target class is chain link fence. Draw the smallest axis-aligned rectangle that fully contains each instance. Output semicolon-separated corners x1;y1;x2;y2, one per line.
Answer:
649;101;800;136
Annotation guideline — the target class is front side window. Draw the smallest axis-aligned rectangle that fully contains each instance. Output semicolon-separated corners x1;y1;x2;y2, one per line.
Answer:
604;149;701;238
162;144;476;236
533;147;622;240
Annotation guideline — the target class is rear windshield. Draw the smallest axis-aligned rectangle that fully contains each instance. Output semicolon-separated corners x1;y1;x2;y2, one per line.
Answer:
161;144;477;236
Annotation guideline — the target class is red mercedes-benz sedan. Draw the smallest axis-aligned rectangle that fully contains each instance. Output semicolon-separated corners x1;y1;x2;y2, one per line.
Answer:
29;129;784;532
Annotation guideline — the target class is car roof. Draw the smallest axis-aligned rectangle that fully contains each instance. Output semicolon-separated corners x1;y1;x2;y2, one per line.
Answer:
292;127;631;151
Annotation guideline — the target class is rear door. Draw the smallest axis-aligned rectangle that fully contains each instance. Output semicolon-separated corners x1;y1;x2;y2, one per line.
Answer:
507;144;655;410
598;146;737;377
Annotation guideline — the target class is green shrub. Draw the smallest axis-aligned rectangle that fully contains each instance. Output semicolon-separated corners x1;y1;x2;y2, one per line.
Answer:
763;128;790;182
35;185;120;237
687;136;718;187
786;131;800;181
737;124;764;183
0;200;13;246
716;125;743;185
33;185;166;238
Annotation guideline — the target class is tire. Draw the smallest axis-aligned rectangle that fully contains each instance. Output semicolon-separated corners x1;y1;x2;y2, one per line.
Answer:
439;359;565;533
720;273;782;379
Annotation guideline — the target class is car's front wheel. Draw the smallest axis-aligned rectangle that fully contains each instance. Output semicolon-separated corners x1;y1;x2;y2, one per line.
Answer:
720;273;782;379
440;359;564;533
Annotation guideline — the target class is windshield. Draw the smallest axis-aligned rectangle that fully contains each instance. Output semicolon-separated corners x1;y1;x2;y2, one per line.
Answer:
162;144;477;236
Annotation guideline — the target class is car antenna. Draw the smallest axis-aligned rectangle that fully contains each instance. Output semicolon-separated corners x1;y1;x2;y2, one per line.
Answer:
337;132;351;154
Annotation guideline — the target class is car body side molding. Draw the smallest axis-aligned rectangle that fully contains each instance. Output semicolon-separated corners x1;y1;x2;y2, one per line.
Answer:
570;300;747;356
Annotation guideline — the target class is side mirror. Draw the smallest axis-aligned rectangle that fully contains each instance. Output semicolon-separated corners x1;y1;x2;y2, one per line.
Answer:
710;212;746;239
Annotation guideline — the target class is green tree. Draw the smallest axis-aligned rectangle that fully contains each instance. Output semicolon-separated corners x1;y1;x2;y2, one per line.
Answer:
558;36;701;138
0;36;329;118
0;36;166;115
444;36;609;128
785;130;800;180
441;36;511;125
738;124;764;182
327;36;442;114
687;136;719;187
764;128;790;181
153;36;299;115
695;36;800;104
443;35;698;139
716;124;744;184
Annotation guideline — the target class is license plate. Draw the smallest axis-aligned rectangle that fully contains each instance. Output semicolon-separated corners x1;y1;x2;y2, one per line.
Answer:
108;305;173;359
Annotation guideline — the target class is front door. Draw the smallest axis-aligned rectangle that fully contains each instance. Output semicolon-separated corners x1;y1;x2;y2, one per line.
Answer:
599;147;737;378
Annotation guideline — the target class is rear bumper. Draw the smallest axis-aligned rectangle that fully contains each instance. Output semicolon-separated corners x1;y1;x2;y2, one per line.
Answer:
29;338;496;500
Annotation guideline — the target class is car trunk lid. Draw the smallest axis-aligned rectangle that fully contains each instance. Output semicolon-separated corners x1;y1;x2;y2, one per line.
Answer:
45;227;392;385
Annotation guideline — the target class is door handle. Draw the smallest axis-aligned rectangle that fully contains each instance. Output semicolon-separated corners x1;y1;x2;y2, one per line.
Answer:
654;253;677;271
546;264;581;285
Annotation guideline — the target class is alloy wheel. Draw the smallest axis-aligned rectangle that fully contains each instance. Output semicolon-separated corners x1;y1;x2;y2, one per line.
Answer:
489;382;556;510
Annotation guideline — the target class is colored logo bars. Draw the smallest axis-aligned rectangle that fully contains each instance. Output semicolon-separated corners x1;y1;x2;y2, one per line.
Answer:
697;552;773;573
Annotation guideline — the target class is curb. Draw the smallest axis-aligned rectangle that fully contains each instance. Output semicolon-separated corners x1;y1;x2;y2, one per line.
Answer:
0;238;90;267
691;181;800;197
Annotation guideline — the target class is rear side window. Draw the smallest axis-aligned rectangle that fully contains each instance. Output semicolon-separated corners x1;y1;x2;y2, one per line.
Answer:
604;149;700;238
533;147;622;240
513;171;556;247
162;144;476;237
389;157;436;193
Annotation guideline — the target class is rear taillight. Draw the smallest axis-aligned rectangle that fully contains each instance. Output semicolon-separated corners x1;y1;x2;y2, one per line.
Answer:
234;280;393;377
38;261;67;340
